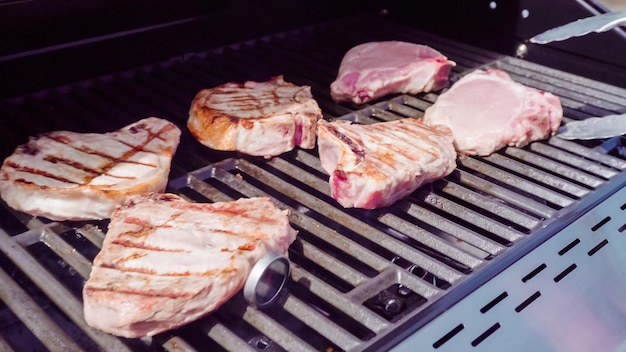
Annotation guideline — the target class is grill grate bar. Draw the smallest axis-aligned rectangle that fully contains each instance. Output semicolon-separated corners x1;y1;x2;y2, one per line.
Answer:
458;156;576;208
0;335;14;352
289;265;390;333
528;142;621;179
436;181;541;230
498;57;626;108
162;337;198;352
40;226;92;280
454;169;557;219
234;300;320;352
282;294;363;351
419;191;525;243
377;213;485;270
502;147;606;188
199;316;258;352
482;153;591;198
399;201;506;255
547;137;626;170
0;230;133;351
295;237;371;287
0;266;82;351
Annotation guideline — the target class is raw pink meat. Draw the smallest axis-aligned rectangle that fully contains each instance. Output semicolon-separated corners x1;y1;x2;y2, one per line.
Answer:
330;41;455;104
317;118;456;209
423;69;563;156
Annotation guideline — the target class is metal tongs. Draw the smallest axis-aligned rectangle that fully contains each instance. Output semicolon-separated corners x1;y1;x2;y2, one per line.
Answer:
529;10;626;140
557;113;626;140
530;10;626;44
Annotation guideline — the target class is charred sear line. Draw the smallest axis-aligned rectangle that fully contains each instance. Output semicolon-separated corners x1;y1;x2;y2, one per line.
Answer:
98;262;222;277
16;142;41;156
86;286;196;299
44;155;103;177
6;162;78;184
328;125;365;162
37;124;171;185
168;204;283;227
111;239;188;253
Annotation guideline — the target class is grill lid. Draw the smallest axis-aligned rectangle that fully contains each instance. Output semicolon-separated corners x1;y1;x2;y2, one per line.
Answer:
1;13;626;352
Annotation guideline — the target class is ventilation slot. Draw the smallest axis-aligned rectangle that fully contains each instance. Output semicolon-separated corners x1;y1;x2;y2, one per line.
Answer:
515;291;541;312
470;322;501;347
553;264;577;283
521;263;547;283
432;324;464;349
587;239;609;256
480;292;508;313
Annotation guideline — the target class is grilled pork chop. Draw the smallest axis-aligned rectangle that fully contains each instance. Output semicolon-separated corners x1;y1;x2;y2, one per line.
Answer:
0;117;180;221
330;41;455;104
317;118;456;209
83;193;297;338
423;69;563;156
188;75;322;158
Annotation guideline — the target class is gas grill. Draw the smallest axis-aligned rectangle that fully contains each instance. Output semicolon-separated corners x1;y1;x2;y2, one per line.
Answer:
1;1;626;351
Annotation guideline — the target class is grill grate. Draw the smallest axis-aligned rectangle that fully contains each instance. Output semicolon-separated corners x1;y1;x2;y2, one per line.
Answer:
1;13;626;352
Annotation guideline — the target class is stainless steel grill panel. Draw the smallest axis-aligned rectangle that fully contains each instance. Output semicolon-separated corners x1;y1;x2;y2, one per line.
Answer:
0;12;625;352
396;184;626;351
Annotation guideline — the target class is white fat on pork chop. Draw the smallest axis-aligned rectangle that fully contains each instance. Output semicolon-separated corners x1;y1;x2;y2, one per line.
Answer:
423;69;563;156
188;75;322;158
330;41;455;104
317;118;456;209
0;117;180;221
83;193;298;338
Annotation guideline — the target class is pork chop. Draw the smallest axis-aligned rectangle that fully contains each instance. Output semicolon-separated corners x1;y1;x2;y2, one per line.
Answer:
330;41;455;104
83;193;298;338
422;69;563;156
317;118;456;209
0;117;180;221
188;75;322;158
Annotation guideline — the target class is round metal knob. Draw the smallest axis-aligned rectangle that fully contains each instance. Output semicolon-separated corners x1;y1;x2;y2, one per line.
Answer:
243;252;290;308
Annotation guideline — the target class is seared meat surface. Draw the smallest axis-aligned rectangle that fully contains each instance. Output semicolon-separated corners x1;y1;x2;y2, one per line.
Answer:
188;75;322;158
0;117;180;221
83;193;297;338
317;118;456;209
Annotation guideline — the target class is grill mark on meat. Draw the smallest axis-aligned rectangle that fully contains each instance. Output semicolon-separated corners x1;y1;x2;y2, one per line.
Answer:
111;239;188;253
325;124;365;163
85;286;197;299
97;262;223;278
375;124;441;159
209;89;301;115
237;241;257;251
9;123;173;187
6;161;78;185
45;130;161;168
121;209;273;240
167;202;285;227
116;221;266;249
122;216;154;228
83;195;298;337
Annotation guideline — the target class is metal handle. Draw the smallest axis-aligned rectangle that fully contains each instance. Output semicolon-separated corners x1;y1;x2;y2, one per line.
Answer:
243;252;290;308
